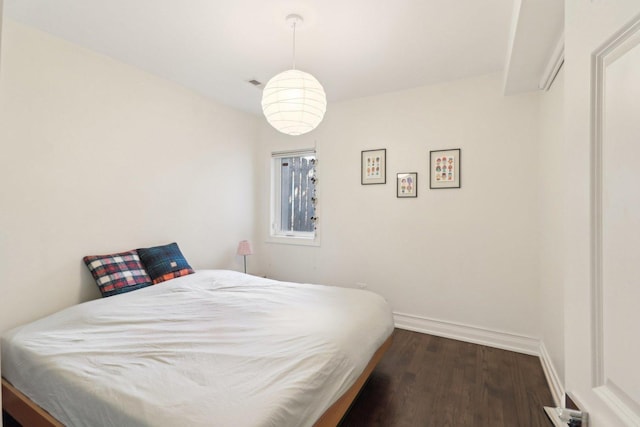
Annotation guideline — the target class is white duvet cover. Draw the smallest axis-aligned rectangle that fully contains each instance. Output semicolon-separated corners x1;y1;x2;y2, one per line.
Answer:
1;270;394;427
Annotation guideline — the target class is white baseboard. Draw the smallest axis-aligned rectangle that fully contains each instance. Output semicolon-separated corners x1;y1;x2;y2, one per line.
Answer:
539;341;565;407
393;312;567;407
393;311;540;356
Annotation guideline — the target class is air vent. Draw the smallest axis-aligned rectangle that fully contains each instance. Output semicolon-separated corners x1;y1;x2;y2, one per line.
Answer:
247;79;263;87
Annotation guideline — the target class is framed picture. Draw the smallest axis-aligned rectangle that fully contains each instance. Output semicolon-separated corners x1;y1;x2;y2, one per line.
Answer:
397;173;418;198
430;149;461;189
361;149;386;185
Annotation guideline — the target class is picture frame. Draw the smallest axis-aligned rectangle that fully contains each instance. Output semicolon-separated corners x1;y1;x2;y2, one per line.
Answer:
397;173;418;198
429;149;461;189
361;149;386;185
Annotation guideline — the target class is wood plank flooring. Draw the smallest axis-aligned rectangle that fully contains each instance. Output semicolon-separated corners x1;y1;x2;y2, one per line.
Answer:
340;328;553;427
3;328;554;427
2;410;20;427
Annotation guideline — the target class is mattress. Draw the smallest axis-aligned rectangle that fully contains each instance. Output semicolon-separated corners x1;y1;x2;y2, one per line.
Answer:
1;270;394;427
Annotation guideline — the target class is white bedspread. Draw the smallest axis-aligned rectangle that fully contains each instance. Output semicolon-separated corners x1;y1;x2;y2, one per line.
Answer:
1;270;394;427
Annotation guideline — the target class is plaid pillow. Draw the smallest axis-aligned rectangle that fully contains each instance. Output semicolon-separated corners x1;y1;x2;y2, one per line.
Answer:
137;242;194;284
83;250;152;297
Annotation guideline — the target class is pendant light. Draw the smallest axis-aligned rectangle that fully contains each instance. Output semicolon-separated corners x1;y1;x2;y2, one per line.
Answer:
261;14;327;136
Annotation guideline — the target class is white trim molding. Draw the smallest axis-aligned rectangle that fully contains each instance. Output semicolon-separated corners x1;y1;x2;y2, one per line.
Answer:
539;34;564;91
393;312;539;356
539;341;565;407
393;312;569;406
591;9;640;388
594;385;640;426
589;13;640;424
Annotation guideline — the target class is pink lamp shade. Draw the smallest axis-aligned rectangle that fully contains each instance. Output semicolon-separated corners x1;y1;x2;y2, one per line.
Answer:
237;240;253;256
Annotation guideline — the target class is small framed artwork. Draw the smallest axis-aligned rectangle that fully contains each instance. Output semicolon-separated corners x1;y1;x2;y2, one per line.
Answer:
430;149;461;189
361;149;386;185
397;173;418;198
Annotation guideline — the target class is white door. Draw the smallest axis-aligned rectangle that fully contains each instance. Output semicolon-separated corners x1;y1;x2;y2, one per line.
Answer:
565;1;640;426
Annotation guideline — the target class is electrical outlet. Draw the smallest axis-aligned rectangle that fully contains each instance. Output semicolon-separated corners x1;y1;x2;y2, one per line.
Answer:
356;282;368;289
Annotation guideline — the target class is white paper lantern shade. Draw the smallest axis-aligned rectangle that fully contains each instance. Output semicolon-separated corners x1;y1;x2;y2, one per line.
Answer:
261;69;327;136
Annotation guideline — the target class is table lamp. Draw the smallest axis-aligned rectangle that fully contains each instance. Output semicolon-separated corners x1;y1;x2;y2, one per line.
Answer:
237;240;253;274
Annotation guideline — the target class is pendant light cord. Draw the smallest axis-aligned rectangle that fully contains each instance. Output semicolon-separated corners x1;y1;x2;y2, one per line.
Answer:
292;20;297;70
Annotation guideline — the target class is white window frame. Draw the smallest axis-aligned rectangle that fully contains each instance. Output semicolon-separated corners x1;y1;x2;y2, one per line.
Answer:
268;149;319;246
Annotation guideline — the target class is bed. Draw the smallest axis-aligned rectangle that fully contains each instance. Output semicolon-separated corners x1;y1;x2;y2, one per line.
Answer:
1;270;394;427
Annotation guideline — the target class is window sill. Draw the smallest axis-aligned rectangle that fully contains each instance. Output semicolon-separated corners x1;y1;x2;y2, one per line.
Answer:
266;235;320;247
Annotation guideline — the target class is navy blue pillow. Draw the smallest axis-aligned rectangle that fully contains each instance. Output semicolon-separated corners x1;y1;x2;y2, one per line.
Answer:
137;242;194;284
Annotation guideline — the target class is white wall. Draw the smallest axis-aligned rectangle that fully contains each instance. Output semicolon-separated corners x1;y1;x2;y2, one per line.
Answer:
255;73;541;339
0;21;258;336
538;67;565;400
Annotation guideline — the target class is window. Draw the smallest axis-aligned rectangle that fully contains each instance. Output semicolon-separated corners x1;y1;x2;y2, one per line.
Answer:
270;150;317;243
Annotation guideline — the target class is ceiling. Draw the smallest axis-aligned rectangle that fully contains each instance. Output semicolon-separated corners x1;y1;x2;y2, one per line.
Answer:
2;0;563;116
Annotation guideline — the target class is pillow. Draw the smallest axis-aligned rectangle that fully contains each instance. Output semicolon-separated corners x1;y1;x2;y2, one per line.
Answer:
137;242;194;284
83;250;153;297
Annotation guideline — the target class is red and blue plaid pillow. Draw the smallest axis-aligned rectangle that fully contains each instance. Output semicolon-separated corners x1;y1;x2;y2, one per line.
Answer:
83;250;153;297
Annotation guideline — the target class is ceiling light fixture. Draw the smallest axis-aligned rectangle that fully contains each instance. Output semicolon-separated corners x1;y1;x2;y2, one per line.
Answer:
261;14;327;136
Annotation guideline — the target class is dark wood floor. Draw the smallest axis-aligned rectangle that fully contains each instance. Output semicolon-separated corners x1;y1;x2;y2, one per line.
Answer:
340;329;553;427
2;410;20;427
3;328;554;427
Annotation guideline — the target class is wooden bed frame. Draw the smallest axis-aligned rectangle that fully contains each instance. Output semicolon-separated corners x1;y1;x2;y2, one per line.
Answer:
2;334;392;427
